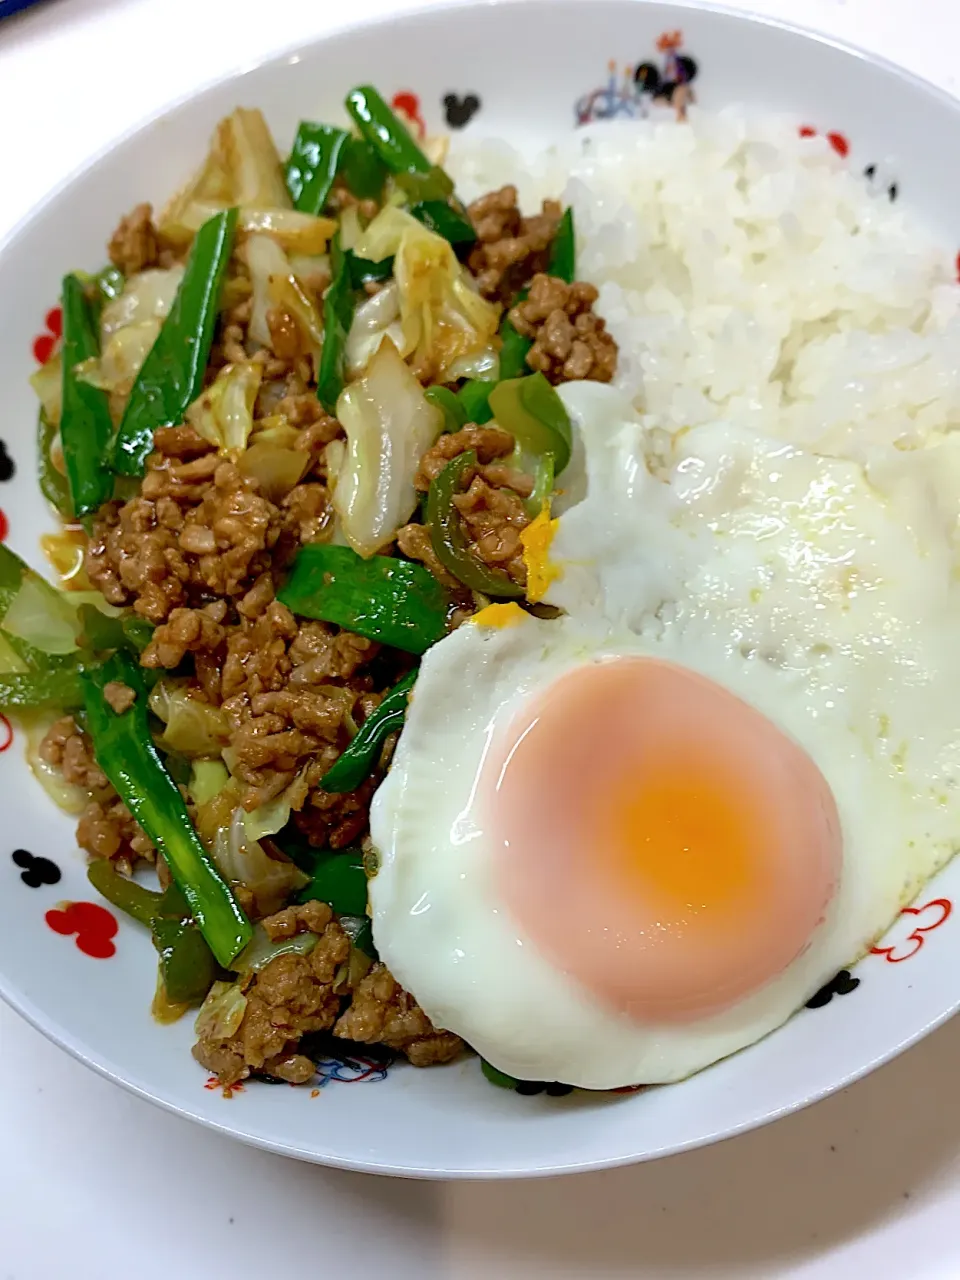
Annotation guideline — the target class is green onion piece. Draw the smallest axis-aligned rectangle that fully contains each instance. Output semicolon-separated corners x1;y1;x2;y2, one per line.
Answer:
96;265;126;303
316;233;356;413
345;84;434;176
481;1058;521;1089
488;373;572;474
37;410;72;520
427;451;524;598
347;251;394;289
319;669;416;794
547;207;576;283
528;454;556;515
296;848;368;915
0;666;83;711
340;136;388;201
87;858;161;927
77;604;153;655
457;379;496;425
60;273;115;517
152;882;218;1006
410;199;476;247
81;652;252;967
345;915;377;959
392;167;455;203
498;314;531;382
114;208;238;476
424;385;467;432
286;122;349;213
278;544;450;654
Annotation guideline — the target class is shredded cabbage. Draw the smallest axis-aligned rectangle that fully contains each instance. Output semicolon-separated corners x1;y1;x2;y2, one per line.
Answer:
345;281;405;375
3;575;79;655
159;108;336;252
245;234;324;371
30;354;63;426
101;267;185;337
76;320;161;395
231;924;317;976
241;791;294;843
353;208;500;382
238;441;310;502
185;361;262;454
212;808;308;917
25;713;89;814
333;339;444;557
148;681;230;756
195;980;247;1039
189;759;230;807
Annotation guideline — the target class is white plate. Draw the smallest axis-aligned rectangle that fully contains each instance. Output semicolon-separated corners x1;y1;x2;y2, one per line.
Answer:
1;0;959;1178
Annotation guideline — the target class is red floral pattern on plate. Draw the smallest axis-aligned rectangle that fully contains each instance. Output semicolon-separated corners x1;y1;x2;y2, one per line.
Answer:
32;306;62;366
870;898;953;963
391;91;426;140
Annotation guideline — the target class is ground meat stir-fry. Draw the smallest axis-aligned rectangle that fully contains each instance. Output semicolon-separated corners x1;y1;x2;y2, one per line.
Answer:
467;184;563;303
35;131;616;1090
509;273;618;384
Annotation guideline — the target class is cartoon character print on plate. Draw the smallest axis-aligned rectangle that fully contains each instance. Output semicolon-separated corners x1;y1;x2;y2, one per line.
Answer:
11;849;61;888
870;898;953;963
575;31;698;126
805;969;860;1009
45;901;119;958
32;306;61;366
391;91;426;141
443;93;481;129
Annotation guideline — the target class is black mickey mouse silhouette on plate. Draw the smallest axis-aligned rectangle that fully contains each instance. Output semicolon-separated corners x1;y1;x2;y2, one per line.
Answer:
443;93;481;129
11;848;61;888
0;442;14;482
805;969;860;1009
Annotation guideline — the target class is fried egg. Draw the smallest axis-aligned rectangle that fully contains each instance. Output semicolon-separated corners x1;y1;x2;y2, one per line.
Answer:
369;383;960;1088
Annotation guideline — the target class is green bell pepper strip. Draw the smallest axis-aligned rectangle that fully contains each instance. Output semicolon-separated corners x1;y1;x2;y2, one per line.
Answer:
346;84;434;176
319;668;416;794
286;122;348;212
488;373;573;475
424;385;467;432
410;199;476;247
0;666;84;711
498;314;532;382
279;545;450;654
456;379;495;425
547;207;576;283
392;166;455;204
87;858;161;927
427;451;525;598
296;848;368;915
316;233;356;413
76;604;153;655
340;136;387;201
81;652;252;967
347;251;394;289
37;410;72;520
60;273;115;518
481;1058;521;1090
151;882;218;1005
348;916;377;959
113;207;238;476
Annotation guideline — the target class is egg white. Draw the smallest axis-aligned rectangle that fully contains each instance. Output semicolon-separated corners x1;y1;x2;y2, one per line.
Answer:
369;384;960;1089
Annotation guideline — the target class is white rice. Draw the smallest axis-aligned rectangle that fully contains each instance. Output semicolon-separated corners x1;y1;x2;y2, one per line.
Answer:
447;107;960;460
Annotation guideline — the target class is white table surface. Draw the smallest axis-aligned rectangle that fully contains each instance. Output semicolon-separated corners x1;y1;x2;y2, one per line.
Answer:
2;0;960;1275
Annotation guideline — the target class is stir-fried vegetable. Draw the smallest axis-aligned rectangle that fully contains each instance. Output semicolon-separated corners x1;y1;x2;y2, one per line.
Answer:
427;450;525;598
457;378;495;425
345;84;434;178
317;233;358;412
410;199;476;248
498;314;532;382
114;208;238;476
96;265;125;302
31;353;63;428
344;281;404;375
286;123;386;213
547;207;576;284
481;1058;521;1089
81;653;252;967
212;808;308;919
286;122;349;213
87;858;161;926
151;882;219;1005
77;604;153;655
332;338;443;555
0;668;84;711
0;543;80;656
488;373;573;474
60;274;115;518
424;385;467;432
297;847;368;915
320;668;416;793
185;360;262;454
279;544;450;654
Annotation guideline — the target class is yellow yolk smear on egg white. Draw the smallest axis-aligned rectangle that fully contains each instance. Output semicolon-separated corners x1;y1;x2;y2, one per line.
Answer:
485;658;840;1023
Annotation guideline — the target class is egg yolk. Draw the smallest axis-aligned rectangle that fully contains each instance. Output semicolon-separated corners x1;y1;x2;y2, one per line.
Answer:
484;658;842;1022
